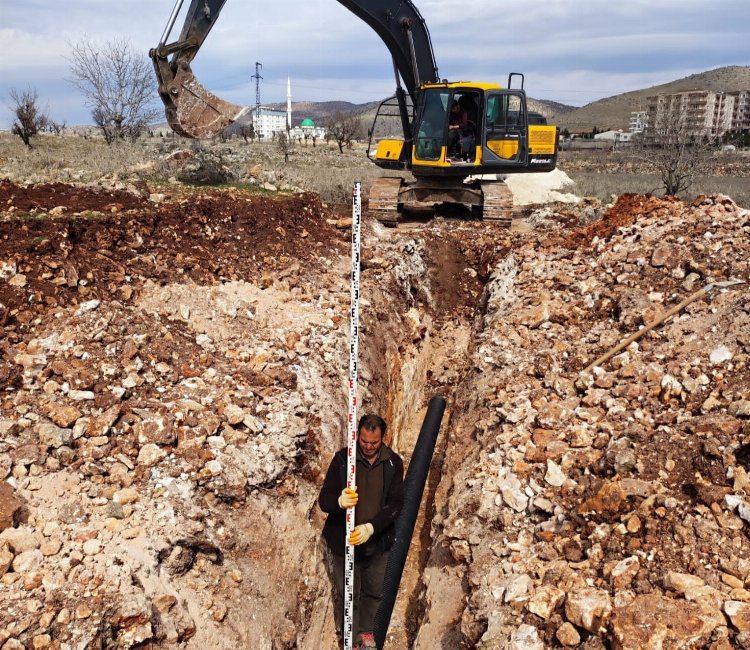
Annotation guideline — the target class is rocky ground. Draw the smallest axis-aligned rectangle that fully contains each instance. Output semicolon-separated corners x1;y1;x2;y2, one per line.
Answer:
0;152;749;650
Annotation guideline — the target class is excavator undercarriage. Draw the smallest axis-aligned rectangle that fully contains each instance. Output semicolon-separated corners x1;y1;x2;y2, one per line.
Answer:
368;177;515;227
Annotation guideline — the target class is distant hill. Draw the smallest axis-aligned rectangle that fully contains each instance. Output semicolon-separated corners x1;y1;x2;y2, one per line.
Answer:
529;98;576;119
266;100;380;125
270;96;572;129
555;65;750;132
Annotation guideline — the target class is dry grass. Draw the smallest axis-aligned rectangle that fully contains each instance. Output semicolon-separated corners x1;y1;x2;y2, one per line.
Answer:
237;141;387;205
1;131;747;209
567;170;750;208
0;133;154;183
560;148;750;208
0;132;382;205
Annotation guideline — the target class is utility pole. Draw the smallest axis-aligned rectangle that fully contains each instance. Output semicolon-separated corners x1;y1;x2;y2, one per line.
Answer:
251;62;263;138
286;76;292;135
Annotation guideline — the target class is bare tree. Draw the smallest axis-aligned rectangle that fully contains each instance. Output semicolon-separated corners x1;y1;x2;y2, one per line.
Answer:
47;120;67;135
277;132;294;163
68;37;160;144
325;112;363;153
241;123;255;143
638;111;714;196
9;88;48;148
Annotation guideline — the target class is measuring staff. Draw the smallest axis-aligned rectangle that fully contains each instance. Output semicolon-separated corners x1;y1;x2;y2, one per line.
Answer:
318;183;405;650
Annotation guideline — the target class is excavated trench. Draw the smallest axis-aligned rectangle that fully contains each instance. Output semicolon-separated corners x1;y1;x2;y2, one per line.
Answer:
292;219;509;649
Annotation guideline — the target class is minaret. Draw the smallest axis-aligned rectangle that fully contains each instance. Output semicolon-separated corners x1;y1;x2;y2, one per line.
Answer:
286;76;292;131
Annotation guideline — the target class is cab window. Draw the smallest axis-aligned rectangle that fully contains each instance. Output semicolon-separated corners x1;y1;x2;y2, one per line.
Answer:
486;93;525;132
415;89;450;161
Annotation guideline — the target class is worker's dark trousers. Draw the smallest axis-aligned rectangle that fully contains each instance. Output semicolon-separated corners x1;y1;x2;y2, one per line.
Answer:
332;549;389;643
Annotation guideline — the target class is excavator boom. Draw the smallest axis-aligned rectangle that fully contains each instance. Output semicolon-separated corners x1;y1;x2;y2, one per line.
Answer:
151;0;439;138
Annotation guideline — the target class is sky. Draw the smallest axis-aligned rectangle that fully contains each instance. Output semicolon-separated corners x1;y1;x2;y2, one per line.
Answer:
0;0;748;128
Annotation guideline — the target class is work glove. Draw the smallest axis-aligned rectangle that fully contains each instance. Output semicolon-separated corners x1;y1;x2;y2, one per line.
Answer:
349;523;374;546
338;487;358;509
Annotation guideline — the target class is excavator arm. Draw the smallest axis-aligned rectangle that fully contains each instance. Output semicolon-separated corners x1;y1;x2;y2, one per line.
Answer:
150;0;440;138
150;0;247;138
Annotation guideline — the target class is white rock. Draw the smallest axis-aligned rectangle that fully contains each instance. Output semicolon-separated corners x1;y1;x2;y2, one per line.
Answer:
664;571;704;593
113;488;140;505
503;574;533;602
82;539;101;556
710;345;733;364
69;390;95;401
509;623;544;650
195;333;213;348
204;460;223;476
0;261;17;280
137;444;167;466
12;549;42;572
224;404;245;425
544;460;566;487
565;587;612;632
528;585;565;619
0;527;41;553
207;436;227;449
76;300;101;315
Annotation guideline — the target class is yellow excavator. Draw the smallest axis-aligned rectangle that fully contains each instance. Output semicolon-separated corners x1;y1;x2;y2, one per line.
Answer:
150;0;558;225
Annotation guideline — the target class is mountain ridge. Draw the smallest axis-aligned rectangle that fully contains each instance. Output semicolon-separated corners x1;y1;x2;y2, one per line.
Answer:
553;65;750;131
268;65;749;132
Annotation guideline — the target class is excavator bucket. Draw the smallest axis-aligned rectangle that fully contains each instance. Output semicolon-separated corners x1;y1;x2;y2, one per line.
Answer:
164;65;249;139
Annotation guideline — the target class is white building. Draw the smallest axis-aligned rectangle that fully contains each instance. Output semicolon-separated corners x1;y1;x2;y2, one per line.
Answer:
593;130;634;146
645;90;749;139
253;108;288;140
629;111;647;133
289;118;327;141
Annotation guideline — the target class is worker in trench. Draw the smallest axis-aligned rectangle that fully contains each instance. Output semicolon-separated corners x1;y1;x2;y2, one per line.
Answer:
318;414;404;650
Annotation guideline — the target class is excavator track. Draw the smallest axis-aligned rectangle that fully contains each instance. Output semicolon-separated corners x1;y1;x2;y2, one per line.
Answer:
368;177;404;225
480;180;515;226
368;177;516;227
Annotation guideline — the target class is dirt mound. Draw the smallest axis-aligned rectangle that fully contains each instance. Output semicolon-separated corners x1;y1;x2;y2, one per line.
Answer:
0;180;149;213
0;182;346;326
559;193;684;249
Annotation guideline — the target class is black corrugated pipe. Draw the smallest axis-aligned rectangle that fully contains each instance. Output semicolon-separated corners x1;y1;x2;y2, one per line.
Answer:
373;395;447;649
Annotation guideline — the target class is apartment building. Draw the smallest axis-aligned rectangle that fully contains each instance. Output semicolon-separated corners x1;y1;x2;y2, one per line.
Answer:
645;90;749;138
252;107;288;139
733;90;750;132
629;111;647;133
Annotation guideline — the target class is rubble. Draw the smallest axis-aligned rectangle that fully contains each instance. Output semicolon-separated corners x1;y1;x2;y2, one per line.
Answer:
420;193;750;648
1;171;749;648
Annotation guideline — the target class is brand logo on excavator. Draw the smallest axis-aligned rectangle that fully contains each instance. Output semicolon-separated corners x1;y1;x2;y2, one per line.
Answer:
530;158;553;164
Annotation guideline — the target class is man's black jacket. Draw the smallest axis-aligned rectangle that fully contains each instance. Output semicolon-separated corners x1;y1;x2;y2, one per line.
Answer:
318;444;404;557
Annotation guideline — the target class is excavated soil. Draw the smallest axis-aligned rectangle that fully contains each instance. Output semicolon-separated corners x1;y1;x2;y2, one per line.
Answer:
1;175;750;650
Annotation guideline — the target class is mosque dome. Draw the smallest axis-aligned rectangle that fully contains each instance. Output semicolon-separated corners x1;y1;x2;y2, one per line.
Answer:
300;118;315;127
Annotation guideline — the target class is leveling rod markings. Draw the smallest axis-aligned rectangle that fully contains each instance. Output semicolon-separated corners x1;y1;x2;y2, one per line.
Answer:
344;181;362;650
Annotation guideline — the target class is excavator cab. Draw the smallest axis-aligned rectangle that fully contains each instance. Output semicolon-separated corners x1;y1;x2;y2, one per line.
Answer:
401;84;554;175
412;88;480;164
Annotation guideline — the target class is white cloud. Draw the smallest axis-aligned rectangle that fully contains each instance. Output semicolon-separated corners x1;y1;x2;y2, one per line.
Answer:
0;0;748;127
0;29;71;72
